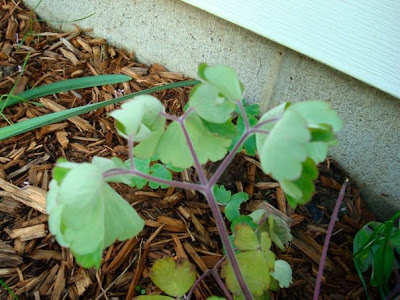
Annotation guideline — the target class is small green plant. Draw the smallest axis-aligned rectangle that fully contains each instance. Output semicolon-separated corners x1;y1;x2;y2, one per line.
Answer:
353;212;400;299
44;63;341;299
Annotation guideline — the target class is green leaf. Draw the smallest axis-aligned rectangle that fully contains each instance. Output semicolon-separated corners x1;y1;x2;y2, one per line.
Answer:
270;260;293;288
233;223;260;251
201;118;237;139
148;163;172;189
353;227;374;272
289;101;342;132
213;185;232;205
207;297;226;300
0;74;132;109
224;192;249;222
0;80;199;141
46;163;144;268
281;158;318;207
258;108;310;181
230;215;258;232
109;95;165;140
390;229;400;248
189;83;236;123
258;215;292;251
221;250;270;297
371;244;394;287
149;257;196;297
249;209;266;224
155;114;232;168
198;64;243;102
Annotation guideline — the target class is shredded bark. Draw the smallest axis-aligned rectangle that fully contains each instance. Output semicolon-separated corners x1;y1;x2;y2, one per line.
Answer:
0;1;378;299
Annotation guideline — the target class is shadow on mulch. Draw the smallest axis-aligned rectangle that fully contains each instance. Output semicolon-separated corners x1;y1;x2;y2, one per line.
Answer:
0;1;378;299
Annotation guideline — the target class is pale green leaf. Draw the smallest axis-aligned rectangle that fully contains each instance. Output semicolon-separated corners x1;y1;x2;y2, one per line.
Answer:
156;114;232;168
198;64;243;102
271;260;293;288
149;257;196;297
289;101;342;132
134;129;164;159
47;163;144;268
109;95;165;140
257;109;310;181
206;297;226;300
221;250;270;297
189;83;236;123
233;223;260;251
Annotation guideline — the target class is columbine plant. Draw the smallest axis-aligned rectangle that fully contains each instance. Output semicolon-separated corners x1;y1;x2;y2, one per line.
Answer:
46;64;341;299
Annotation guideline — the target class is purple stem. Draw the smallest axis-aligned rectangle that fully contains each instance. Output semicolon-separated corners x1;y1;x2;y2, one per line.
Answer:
313;178;349;300
236;100;250;131
203;189;253;299
103;169;203;192
186;255;232;300
177;109;208;185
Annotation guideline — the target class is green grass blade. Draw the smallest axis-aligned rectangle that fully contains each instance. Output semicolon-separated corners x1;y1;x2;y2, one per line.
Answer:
0;74;132;110
0;80;200;140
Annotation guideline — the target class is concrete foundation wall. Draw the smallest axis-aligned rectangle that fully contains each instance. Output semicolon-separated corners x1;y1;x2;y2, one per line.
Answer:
24;0;400;220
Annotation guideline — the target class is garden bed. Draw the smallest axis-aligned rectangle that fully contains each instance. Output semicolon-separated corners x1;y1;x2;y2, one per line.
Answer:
0;1;376;299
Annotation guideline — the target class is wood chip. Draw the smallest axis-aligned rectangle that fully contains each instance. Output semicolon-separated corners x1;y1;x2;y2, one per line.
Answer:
6;224;47;241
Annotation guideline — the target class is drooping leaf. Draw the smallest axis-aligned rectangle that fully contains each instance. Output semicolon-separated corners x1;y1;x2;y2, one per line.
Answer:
213;185;232;205
221;250;270;297
258;215;292;251
390;229;400;249
257;108;310;181
271;260;293;288
109;95;165;140
46;163;144;268
224;192;249;222
281;158;319;207
149;257;196;297
198;63;243;102
233;223;260;251
155;114;232;168
189;83;236;123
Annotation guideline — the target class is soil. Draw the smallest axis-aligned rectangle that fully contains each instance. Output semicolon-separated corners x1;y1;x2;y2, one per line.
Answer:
0;2;378;299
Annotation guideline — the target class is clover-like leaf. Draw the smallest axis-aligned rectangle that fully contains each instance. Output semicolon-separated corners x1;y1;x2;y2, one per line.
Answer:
224;192;249;222
221;250;270;297
233;223;260;251
198;63;243;102
155;114;232;168
189;83;236;123
46;163;144;268
271;260;293;288
149;257;196;297
213;185;232;205
109;95;165;140
149;163;172;189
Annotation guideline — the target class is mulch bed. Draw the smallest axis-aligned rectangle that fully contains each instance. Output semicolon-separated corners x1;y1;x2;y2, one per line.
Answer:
0;1;377;299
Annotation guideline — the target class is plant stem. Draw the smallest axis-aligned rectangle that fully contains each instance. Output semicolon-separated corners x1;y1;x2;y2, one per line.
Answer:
236;100;250;131
103;169;203;192
313;178;348;300
203;189;253;299
178;109;208;185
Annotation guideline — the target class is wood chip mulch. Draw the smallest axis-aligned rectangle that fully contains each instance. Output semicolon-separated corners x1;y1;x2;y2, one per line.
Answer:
0;2;378;299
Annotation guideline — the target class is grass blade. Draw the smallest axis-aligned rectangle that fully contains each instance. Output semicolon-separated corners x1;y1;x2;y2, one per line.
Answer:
0;74;132;110
0;80;200;140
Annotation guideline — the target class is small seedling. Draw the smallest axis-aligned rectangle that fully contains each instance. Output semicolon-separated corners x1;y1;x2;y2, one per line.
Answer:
45;63;341;299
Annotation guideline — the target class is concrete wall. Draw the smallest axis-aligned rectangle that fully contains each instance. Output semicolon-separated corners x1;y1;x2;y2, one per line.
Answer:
24;0;400;220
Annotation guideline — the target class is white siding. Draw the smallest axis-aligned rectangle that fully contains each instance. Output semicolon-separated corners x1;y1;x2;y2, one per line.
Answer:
181;0;400;98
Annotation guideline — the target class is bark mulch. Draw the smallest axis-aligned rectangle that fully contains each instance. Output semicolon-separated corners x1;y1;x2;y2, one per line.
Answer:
0;1;377;299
